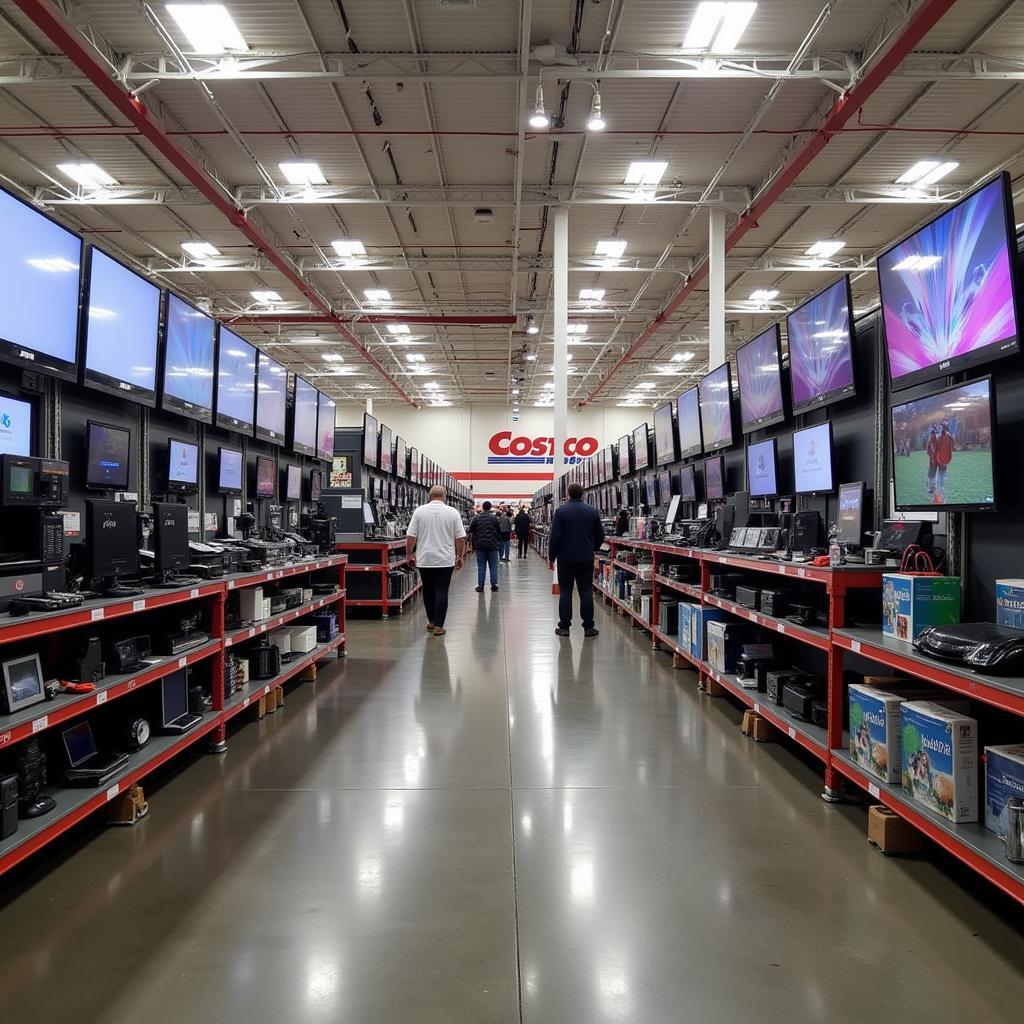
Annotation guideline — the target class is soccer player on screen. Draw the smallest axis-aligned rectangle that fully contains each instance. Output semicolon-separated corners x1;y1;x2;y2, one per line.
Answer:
933;422;954;503
925;426;939;498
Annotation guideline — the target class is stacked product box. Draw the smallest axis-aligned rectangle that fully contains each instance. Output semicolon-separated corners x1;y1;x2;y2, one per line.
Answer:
900;701;978;823
984;744;1024;838
706;620;748;674
995;580;1024;628
690;607;728;662
677;602;693;653
881;574;960;643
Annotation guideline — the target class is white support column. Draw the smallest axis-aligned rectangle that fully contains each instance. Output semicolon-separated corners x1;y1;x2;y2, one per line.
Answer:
708;208;726;368
552;204;569;591
365;397;374;415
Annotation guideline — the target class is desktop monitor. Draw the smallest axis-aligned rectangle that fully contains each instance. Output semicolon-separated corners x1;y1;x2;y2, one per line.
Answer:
633;423;651;471
698;363;734;453
62;721;99;768
704;455;725;500
81;248;160;407
877;172;1022;391
161;669;189;727
285;463;302;501
255;455;275;498
152;501;189;574
787;276;856;414
617;434;631;476
666;495;681;530
658;469;673;504
736;324;785;433
0;185;82;382
317;393;336;462
215;328;257;434
291;375;318;457
363;412;379;468
309;468;322;502
644;475;656;508
890;376;996;511
167;438;199;494
217;446;243;494
85;421;131;491
0;392;32;456
746;437;779;498
654;403;678;465
395;436;407;480
676;385;702;459
380;424;394;475
837;481;865;546
679;463;697;502
160;292;216;424
792;421;835;496
86;498;139;581
255;351;287;444
1;653;46;713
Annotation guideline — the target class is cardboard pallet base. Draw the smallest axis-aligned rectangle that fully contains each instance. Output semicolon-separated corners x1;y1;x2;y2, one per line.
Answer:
868;805;925;854
104;784;149;826
703;676;725;697
741;710;774;743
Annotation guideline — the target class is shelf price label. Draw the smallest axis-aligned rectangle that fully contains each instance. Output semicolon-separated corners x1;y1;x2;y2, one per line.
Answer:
787;726;796;739
178;657;187;668
132;600;146;612
91;608;105;621
32;715;48;733
106;783;120;802
227;580;235;590
190;588;200;598
851;639;861;653
95;691;108;706
776;622;786;634
868;783;880;799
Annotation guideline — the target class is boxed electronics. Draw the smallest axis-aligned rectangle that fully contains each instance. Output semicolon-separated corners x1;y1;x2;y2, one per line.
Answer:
706;620;751;674
849;683;908;785
689;607;728;661
240;587;270;623
983;744;1024;838
268;629;292;657
247;644;281;680
708;572;744;599
995;580;1024;628
759;589;788;618
735;584;760;610
310;613;339;643
658;599;679;637
881;574;960;643
677;602;693;652
286;625;318;654
900;701;978;823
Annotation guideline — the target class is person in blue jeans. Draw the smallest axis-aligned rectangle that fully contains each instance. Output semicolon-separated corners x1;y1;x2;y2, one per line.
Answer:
548;481;605;637
468;502;501;592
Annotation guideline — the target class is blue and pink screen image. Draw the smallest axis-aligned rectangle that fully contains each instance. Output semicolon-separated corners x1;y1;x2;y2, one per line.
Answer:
736;327;783;429
787;278;854;409
163;294;215;410
698;363;732;452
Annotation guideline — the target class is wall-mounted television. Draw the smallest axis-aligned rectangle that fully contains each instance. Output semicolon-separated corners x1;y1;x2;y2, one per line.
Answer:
255;351;287;444
657;469;672;504
215;328;256;434
255;455;275;498
217;446;243;494
746;437;778;498
704;455;725;500
676;386;702;459
409;446;419;484
85;420;130;491
633;423;650;470
679;462;697;502
617;435;631;477
362;412;379;468
644;475;656;507
317;393;336;462
291;375;318;457
787;276;855;414
380;424;394;475
285;463;302;501
161;292;216;424
877;172;1022;390
792;421;834;496
736;324;785;433
167;438;199;495
395;435;407;480
698;363;733;453
653;402;678;465
0;392;33;457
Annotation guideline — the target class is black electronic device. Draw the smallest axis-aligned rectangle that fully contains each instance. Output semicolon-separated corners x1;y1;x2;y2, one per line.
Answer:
158;613;209;656
708;571;744;599
167;438;199;495
877;519;931;558
61;720;129;785
1;773;17;839
782;677;824;721
125;717;150;751
811;701;828;728
836;481;865;548
913;622;1024;675
15;739;54;818
735;585;760;610
714;505;734;547
151;502;197;584
0;652;47;713
8;591;83;616
766;668;808;707
731;491;750;530
737;652;776;693
309;470;323;503
0;455;70;508
159;668;202;733
85;499;142;596
790;510;821;556
248;643;281;680
759;589;788;618
111;636;148;675
85;421;131;491
72;637;105;685
786;602;819;627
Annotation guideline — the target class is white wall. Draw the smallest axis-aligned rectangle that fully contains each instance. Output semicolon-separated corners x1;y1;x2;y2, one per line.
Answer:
335;402;652;500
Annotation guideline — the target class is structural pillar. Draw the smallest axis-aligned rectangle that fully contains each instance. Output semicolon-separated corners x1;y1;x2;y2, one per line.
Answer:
708;208;726;368
365;397;373;415
552;203;569;593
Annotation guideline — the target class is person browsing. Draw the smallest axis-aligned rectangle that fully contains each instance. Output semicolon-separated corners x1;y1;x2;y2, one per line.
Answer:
406;486;466;637
548;481;605;637
514;507;532;559
468;501;502;592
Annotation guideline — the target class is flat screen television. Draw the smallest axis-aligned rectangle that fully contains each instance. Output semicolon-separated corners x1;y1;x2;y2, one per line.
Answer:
657;469;672;504
291;375;318;457
890;376;996;510
617;435;631;477
746;437;779;497
704;455;724;500
160;292;216;424
255;351;287;444
644;475;656;507
380;424;394;475
167;438;199;494
792;421;834;496
317;393;336;462
255;455;275;498
0;186;82;382
877;172;1022;390
217;446;243;494
676;386;702;459
787;276;855;414
85;420;131;491
837;481;865;545
285;463;302;501
310;469;322;502
633;423;650;470
0;392;32;456
653;402;678;465
81;248;160;407
679;462;697;502
408;446;419;484
215;328;256;434
736;324;785;433
395;436;407;480
362;412;379;468
698;363;734;453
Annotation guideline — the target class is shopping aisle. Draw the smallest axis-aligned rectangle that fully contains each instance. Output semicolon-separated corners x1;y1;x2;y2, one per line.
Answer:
1;555;1023;1023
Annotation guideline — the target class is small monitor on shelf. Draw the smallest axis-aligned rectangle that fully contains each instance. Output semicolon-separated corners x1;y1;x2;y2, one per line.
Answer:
255;455;275;498
85;421;131;491
217;446;243;495
836;481;865;547
167;438;199;495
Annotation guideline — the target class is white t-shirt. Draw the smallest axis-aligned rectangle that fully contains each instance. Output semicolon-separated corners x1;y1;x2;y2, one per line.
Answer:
407;501;466;567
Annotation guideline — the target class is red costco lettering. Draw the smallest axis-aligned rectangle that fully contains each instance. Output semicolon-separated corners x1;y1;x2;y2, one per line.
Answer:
487;431;600;458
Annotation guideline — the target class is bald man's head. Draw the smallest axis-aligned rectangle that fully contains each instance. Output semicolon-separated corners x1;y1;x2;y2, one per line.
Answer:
429;486;446;501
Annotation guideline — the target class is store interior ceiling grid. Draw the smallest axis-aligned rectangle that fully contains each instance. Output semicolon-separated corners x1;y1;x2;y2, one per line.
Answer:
1;0;1024;408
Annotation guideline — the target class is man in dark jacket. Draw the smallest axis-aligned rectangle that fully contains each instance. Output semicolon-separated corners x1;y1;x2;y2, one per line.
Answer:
468;501;501;592
514;508;532;558
548;482;605;637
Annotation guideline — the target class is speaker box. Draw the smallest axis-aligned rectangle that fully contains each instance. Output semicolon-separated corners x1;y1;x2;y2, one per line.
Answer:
731;491;751;529
715;505;735;545
791;511;821;553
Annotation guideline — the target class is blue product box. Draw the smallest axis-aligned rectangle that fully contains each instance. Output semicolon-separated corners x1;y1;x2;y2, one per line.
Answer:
849;684;906;785
691;607;728;662
984;744;1024;838
995;580;1024;628
677;602;693;652
900;701;978;823
881;573;961;643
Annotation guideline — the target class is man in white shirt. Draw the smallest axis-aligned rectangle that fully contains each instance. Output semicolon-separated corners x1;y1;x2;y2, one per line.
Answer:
406;486;467;636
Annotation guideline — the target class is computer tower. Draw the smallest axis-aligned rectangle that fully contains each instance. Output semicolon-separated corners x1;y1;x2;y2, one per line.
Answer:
715;505;735;545
86;499;139;580
0;774;18;839
791;511;821;554
152;502;190;574
731;491;750;530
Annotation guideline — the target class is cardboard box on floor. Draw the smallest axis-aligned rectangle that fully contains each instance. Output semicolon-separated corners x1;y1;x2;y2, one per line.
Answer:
868;805;923;854
742;710;774;743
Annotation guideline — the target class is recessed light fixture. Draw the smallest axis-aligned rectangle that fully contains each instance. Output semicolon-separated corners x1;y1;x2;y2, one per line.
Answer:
331;239;366;259
684;2;757;51
251;290;282;303
896;160;959;186
595;240;627;259
579;288;605;301
322;352;344;362
165;4;248;53
406;353;426;363
181;241;220;259
528;83;550;129
57;162;118;188
279;161;326;185
386;324;410;335
636;382;656;391
624;161;668;186
749;289;779;302
805;240;845;259
364;289;391;303
586;90;606;131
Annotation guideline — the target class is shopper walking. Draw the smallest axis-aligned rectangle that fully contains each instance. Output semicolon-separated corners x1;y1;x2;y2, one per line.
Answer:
498;508;513;562
468;501;501;592
548;481;605;637
514;507;532;558
406;485;466;637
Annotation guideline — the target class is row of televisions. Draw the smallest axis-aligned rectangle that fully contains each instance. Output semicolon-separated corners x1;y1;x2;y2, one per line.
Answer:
0;184;336;460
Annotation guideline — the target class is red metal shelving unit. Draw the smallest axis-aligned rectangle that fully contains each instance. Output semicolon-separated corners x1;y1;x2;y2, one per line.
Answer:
335;540;419;618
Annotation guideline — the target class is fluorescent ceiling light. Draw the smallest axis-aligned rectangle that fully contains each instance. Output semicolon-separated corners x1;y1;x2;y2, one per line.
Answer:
805;240;845;259
181;241;220;259
579;288;605;301
331;239;366;258
749;289;778;302
543;382;555;390
671;351;696;362
896;159;958;186
386;323;410;335
685;2;757;50
424;382;440;390
364;289;391;303
916;161;959;186
624;161;667;186
595;240;627;258
525;353;537;361
406;353;426;363
567;324;588;335
511;389;520;395
57;162;118;188
165;4;248;53
279;161;326;185
892;254;942;272
322;352;344;362
251;290;282;303
636;382;656;390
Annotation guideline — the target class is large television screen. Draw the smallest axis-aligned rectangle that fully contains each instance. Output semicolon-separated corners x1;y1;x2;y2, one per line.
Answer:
704;455;724;500
82;248;160;407
877;173;1021;390
617;434;631;476
633;423;650;470
215;328;256;434
380;424;394;475
292;375;318;457
395;436;407;480
787;277;855;414
676;386;702;459
698;363;734;453
0;392;32;456
679;462;697;501
0;187;82;381
317;393;336;462
255;351;287;444
736;324;785;433
161;292;216;423
363;412;379;467
792;421;834;495
891;376;996;510
746;437;778;497
653;403;677;465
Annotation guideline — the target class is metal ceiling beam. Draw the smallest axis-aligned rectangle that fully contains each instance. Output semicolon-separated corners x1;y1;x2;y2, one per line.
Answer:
582;0;961;406
10;0;418;407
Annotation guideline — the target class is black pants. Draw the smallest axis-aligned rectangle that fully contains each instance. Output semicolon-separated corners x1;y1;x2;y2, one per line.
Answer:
557;559;595;630
419;566;454;627
517;535;529;557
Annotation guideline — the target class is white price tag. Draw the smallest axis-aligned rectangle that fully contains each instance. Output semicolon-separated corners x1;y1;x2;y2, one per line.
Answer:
132;599;146;612
95;691;108;706
776;622;786;634
798;568;806;578
225;637;233;648
106;783;120;802
91;608;105;621
227;580;235;590
190;588;200;598
851;639;861;653
242;697;250;708
777;565;786;574
263;685;270;695
32;715;48;733
178;657;187;668
868;783;880;799
248;628;256;638
787;726;796;739
754;703;760;714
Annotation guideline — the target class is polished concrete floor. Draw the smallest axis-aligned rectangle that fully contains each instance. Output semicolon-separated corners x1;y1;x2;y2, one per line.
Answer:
2;556;1023;1023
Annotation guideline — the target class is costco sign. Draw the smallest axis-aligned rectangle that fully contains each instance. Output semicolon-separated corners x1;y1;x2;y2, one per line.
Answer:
487;430;599;465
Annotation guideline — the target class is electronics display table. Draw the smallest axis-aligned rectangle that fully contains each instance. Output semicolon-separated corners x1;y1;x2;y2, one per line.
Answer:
335;540;419;617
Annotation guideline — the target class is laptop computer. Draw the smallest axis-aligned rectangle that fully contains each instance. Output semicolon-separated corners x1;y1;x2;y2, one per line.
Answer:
160;668;202;734
62;721;129;785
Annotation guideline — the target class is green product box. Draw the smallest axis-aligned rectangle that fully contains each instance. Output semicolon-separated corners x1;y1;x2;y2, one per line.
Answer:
881;573;960;643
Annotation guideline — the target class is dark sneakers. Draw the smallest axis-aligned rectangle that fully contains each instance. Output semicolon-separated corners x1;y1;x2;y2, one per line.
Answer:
584;628;599;638
475;586;484;593
491;585;499;592
555;627;570;637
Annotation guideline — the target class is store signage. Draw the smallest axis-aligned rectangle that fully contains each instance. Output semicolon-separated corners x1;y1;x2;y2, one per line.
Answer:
486;430;599;465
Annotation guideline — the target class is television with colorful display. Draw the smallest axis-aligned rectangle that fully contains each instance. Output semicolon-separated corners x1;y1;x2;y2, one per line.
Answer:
746;437;778;497
380;424;393;475
792;421;834;496
255;351;287;444
167;438;199;495
317;393;335;462
255;455;275;498
877;173;1022;390
786;276;855;414
633;423;650;470
653;402;677;465
679;463;697;502
704;455;724;500
395;436;407;480
0;392;32;456
217;447;243;494
617;434;631;476
362;412;379;468
736;324;785;433
657;469;672;505
698;363;733;453
215;328;256;434
676;386;702;459
291;375;318;457
161;292;216;424
890;376;996;511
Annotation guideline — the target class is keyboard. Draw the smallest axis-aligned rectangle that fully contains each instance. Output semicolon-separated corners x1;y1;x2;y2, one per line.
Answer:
165;630;210;655
8;592;85;616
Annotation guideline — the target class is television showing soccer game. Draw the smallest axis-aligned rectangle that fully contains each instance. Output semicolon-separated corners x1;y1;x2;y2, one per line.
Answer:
736;325;785;433
787;277;856;414
877;173;1022;391
698;363;733;453
676;385;702;459
890;376;996;510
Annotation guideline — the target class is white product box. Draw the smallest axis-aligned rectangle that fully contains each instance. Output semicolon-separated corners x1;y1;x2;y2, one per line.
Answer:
268;629;292;656
286;625;318;654
240;587;267;622
900;701;978;823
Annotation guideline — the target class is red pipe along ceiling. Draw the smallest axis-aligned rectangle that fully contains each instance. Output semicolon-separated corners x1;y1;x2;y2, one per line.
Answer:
228;315;517;326
11;0;417;408
582;0;960;406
